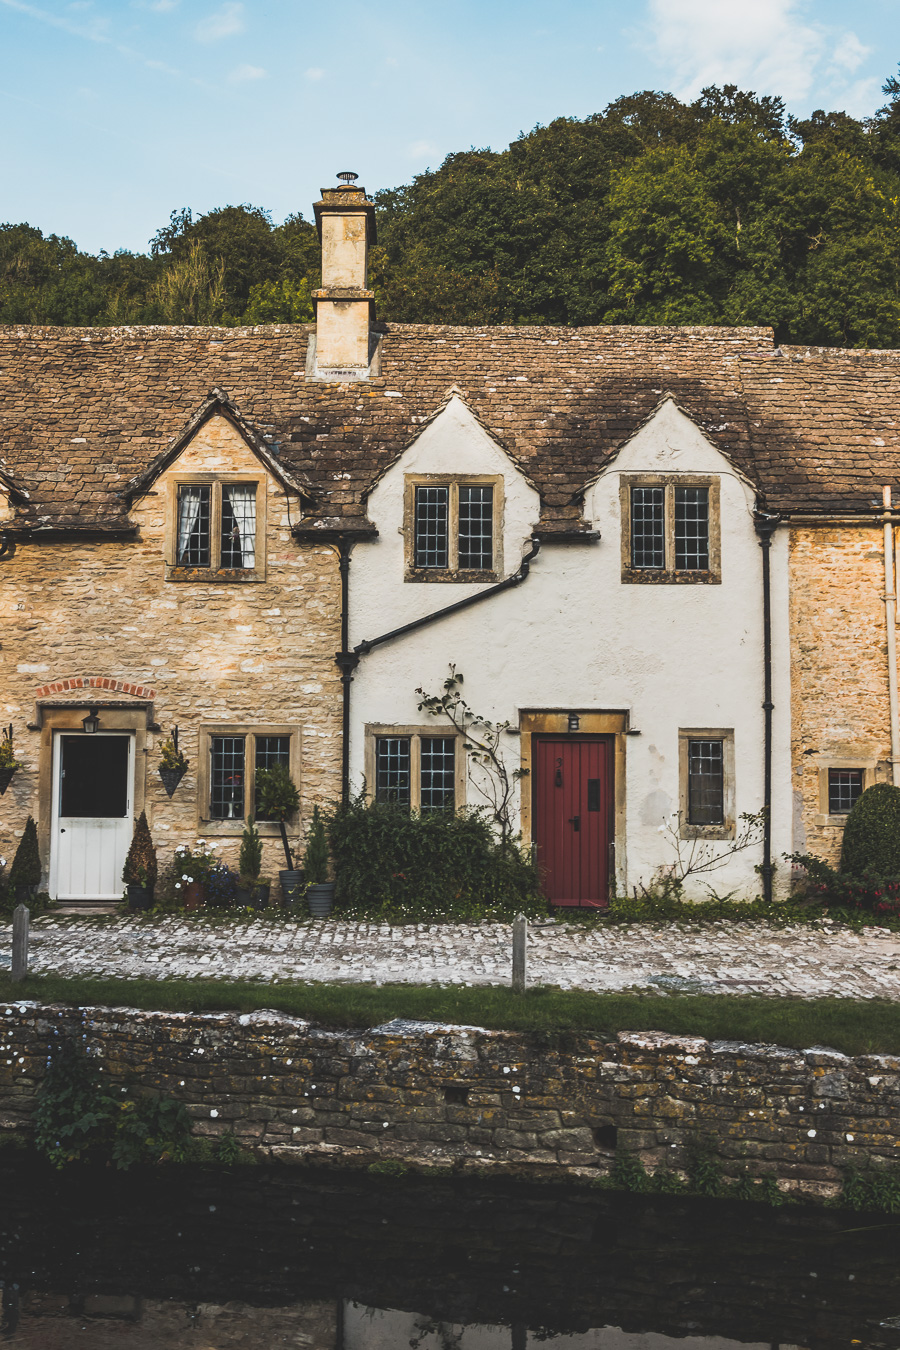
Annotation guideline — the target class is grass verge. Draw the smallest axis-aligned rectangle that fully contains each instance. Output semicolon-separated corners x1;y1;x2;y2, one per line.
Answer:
2;975;900;1055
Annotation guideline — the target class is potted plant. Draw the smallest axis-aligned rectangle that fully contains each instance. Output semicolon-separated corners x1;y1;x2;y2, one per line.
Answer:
0;727;22;796
9;815;41;903
236;817;270;909
303;806;334;918
158;730;189;797
206;862;237;908
122;810;157;910
173;839;217;910
256;763;304;907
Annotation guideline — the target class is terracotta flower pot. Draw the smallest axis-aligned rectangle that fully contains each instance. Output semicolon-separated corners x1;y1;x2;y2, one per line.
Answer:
184;881;205;911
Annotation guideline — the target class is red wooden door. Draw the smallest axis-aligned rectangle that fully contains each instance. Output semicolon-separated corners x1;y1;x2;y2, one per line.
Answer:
533;737;613;907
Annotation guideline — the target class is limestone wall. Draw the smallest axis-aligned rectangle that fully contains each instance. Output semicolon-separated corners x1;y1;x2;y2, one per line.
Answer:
789;523;892;868
0;414;342;887
2;1003;899;1199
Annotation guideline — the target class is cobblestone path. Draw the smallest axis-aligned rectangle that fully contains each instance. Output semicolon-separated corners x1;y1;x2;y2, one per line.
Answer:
2;915;900;999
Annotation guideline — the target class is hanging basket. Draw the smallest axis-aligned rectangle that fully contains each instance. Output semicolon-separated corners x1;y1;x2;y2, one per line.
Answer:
159;764;187;797
0;765;18;795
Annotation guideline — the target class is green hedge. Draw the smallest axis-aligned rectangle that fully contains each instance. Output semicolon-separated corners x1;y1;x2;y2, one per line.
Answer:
841;782;900;877
327;798;545;922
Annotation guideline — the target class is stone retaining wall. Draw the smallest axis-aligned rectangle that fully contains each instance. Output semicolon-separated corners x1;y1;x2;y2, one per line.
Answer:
2;1002;899;1198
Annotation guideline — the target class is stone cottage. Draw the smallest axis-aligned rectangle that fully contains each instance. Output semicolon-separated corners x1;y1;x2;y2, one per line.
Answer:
1;176;899;905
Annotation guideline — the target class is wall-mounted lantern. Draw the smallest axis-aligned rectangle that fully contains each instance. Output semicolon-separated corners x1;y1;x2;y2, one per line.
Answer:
567;713;580;732
82;707;101;735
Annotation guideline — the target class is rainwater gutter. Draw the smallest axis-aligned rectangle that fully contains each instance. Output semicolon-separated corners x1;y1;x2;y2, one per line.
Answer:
754;511;780;904
334;537;542;805
882;486;900;787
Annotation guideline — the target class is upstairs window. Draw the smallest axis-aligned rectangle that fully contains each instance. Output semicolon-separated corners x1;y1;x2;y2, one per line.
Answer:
369;727;461;812
406;476;501;581
169;477;265;582
621;476;720;583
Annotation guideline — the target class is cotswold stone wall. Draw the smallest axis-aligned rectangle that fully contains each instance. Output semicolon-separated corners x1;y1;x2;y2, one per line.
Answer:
789;523;892;868
2;1003;899;1199
0;414;342;885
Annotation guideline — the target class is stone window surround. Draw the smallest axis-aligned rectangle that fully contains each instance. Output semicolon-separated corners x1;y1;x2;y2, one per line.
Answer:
619;474;722;584
197;723;301;836
678;727;736;840
814;758;878;828
403;473;504;583
364;725;467;812
165;472;268;584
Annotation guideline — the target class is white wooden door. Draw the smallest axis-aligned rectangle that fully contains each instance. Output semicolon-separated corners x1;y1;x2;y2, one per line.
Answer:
50;732;134;900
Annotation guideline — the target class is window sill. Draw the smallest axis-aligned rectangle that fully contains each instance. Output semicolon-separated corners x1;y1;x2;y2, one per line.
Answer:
679;823;735;841
166;567;263;584
405;568;498;584
813;814;850;828
622;569;720;586
197;819;290;837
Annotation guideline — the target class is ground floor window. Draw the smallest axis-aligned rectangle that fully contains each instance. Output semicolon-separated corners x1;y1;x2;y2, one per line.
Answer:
827;768;864;816
678;728;735;839
368;727;462;812
199;725;298;829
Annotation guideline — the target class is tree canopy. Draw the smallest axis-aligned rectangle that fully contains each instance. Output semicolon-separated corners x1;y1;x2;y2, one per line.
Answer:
5;72;900;346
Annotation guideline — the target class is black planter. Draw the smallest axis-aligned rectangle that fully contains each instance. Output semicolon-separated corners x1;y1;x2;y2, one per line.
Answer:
235;885;254;908
0;766;18;796
252;883;271;910
158;765;187;797
306;882;335;918
279;869;305;907
14;883;36;905
126;884;153;911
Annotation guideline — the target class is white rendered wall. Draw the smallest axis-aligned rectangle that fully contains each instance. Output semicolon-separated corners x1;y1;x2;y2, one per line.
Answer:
349;395;792;900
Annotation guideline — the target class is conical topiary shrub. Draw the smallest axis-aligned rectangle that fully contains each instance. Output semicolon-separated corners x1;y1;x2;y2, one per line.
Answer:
9;815;41;895
840;782;900;877
123;811;158;893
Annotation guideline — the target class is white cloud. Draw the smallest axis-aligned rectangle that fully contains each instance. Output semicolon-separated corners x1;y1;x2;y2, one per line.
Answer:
304;66;324;80
408;139;439;159
642;0;871;107
195;1;243;42
228;63;265;82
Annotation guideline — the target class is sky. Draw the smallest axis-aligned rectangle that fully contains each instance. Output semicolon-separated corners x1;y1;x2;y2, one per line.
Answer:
2;0;899;255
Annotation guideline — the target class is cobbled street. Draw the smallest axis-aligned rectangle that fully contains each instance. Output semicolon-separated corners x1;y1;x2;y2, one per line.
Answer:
3;915;900;998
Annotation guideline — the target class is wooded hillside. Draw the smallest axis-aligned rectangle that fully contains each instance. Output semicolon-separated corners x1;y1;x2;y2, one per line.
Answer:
6;74;900;347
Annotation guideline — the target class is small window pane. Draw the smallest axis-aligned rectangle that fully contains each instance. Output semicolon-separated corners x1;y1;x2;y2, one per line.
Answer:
828;769;864;815
255;735;291;819
631;486;665;568
688;739;724;825
420;737;455;812
414;486;449;568
675;485;709;570
458;485;493;570
210;736;245;820
376;737;411;805
221;485;256;569
177;485;211;567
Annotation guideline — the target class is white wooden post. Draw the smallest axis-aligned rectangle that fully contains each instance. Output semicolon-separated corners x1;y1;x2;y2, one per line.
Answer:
11;904;29;982
512;913;527;993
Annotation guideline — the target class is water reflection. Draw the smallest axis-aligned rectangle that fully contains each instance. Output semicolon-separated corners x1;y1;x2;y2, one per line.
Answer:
2;1159;899;1349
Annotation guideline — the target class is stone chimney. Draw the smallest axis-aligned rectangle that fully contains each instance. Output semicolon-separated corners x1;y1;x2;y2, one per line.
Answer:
312;173;377;377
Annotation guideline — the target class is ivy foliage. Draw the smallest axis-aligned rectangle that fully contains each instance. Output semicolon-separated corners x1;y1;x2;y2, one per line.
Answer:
7;74;900;344
33;1034;192;1170
327;795;544;922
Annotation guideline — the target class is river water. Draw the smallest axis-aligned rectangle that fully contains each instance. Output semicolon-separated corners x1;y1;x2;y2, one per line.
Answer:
1;1160;899;1349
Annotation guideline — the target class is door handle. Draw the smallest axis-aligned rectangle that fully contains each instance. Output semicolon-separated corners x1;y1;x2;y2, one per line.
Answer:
568;815;580;832
60;828;66;833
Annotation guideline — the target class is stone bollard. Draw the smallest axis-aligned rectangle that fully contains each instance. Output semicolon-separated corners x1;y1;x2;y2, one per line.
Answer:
512;913;527;994
11;904;29;982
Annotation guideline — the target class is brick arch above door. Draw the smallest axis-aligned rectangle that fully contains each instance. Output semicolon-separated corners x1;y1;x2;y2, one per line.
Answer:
34;675;157;700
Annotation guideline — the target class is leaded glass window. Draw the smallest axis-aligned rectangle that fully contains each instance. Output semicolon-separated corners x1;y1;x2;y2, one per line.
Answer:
420;737;455;811
828;769;864;815
210;735;246;820
631;486;665;569
255;734;291;819
675;485;709;570
458;486;493;570
414;487;449;568
221;485;256;569
376;737;411;805
687;739;725;825
177;485;211;566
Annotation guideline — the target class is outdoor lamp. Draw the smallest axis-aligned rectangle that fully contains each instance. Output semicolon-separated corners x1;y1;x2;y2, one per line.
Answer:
82;707;100;735
567;713;580;732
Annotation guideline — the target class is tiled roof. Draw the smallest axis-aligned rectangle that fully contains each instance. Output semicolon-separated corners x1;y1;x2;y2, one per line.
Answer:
1;322;899;533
